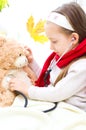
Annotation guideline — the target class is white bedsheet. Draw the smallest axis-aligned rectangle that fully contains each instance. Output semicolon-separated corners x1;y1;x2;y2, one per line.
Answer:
0;95;86;130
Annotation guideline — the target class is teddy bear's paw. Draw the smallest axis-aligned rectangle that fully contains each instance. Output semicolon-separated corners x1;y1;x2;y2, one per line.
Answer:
0;89;16;107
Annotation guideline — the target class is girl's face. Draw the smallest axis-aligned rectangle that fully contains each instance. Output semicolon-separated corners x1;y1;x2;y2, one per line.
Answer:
45;22;72;56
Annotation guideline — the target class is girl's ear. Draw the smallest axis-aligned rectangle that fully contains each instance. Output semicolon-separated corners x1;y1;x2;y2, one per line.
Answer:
71;32;79;45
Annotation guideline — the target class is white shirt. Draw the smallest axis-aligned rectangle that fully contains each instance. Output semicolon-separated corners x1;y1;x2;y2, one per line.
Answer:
29;58;86;112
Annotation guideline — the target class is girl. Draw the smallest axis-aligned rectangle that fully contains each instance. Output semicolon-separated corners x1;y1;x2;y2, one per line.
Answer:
9;2;86;112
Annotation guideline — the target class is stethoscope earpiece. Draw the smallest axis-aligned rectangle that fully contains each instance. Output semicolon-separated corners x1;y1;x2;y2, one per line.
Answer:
71;37;75;42
69;37;75;47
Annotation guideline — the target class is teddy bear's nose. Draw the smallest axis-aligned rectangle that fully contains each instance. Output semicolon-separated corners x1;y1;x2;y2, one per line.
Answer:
14;56;28;68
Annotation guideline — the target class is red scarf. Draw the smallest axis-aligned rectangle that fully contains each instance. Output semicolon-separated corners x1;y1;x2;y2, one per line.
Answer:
35;38;86;87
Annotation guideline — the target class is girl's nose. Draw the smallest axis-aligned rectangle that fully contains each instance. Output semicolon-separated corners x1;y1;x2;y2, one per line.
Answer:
50;42;54;50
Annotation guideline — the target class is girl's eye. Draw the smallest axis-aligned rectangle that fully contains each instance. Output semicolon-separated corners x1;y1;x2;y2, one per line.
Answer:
52;41;57;44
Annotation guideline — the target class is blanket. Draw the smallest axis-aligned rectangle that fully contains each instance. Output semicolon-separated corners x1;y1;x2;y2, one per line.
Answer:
0;95;86;130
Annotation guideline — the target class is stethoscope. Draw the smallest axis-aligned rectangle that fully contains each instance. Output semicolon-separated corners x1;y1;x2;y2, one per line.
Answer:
14;90;28;107
43;57;60;112
43;44;72;112
43;54;66;112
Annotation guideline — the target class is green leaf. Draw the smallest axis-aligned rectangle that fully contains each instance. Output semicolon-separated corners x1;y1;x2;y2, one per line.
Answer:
0;0;9;11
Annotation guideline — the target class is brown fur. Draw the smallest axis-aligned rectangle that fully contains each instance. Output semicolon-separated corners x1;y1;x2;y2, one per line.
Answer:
0;36;37;107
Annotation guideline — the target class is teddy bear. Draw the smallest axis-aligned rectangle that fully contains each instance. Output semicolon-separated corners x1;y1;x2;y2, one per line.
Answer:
0;36;37;107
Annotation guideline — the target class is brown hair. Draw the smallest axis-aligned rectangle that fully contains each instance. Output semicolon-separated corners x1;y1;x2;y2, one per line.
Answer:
52;2;86;43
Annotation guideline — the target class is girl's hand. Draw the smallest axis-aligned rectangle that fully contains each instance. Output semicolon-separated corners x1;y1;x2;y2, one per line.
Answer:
23;65;37;84
9;78;29;97
24;46;33;63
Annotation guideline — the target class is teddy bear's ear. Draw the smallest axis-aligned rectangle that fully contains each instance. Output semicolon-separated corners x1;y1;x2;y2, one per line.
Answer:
0;36;6;47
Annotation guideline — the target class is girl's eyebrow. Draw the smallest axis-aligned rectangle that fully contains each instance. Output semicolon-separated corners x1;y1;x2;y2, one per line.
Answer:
49;37;57;40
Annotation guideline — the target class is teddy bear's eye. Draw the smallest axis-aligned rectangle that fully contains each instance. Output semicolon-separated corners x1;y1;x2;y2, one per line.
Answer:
19;54;22;56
